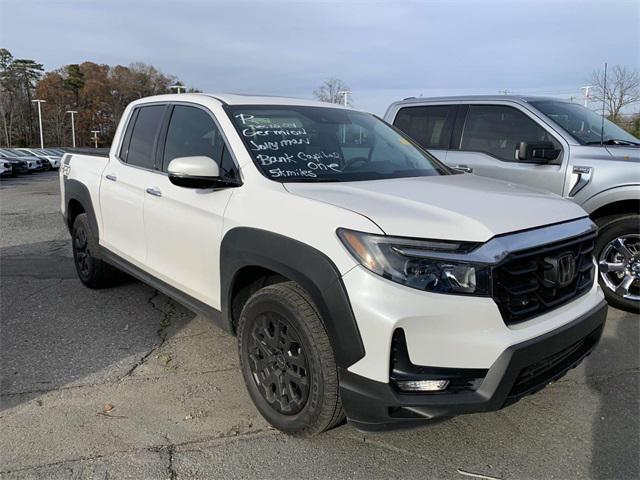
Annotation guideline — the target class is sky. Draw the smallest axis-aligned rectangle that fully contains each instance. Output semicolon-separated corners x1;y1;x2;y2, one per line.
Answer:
1;0;638;115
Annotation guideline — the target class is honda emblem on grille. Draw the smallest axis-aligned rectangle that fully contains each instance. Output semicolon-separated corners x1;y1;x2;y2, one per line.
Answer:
543;252;576;288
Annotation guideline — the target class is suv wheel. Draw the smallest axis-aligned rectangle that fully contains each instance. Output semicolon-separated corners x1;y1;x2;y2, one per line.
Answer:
237;281;344;435
595;215;640;313
72;213;118;289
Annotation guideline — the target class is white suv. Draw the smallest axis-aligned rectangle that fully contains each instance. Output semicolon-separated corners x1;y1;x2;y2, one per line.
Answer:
60;94;607;434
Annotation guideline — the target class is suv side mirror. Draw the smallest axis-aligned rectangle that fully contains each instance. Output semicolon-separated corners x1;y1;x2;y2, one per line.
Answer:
167;156;240;189
517;141;561;163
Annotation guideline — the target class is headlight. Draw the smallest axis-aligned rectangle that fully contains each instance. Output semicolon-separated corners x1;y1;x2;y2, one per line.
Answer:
337;228;490;296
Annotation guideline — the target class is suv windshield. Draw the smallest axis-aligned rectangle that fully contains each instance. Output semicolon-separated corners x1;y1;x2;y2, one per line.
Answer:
7;149;30;157
531;100;639;146
227;105;450;182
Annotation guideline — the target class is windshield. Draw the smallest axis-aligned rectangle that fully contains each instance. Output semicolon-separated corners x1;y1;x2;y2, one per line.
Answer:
531;101;639;145
227;105;450;182
8;149;30;157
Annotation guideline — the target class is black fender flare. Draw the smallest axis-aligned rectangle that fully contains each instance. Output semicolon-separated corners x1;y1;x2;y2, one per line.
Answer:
64;178;100;239
220;227;365;369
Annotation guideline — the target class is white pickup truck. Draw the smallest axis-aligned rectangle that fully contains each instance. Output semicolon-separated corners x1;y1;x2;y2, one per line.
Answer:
60;93;607;435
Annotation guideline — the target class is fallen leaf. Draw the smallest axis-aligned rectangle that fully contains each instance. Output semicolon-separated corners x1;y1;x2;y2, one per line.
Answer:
158;353;172;365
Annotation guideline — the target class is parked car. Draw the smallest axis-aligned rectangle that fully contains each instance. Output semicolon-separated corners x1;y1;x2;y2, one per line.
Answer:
0;160;13;177
385;96;640;312
48;148;67;156
0;148;48;172
17;148;62;169
0;149;40;172
61;93;607;435
10;148;51;171
1;158;29;175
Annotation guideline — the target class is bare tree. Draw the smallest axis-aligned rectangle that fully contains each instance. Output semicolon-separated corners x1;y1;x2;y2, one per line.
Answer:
313;78;351;105
588;65;640;121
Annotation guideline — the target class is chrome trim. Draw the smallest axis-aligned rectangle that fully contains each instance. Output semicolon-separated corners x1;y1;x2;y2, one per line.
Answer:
393;217;597;265
145;186;162;197
454;165;473;173
568;165;593;197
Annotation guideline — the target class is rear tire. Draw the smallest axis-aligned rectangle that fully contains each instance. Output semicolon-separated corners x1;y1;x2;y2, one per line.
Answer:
595;214;640;313
237;281;344;436
71;213;118;289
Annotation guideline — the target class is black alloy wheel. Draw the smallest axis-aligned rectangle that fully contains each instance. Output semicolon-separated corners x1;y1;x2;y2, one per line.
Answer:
237;281;344;435
247;311;310;415
73;223;91;280
71;213;117;289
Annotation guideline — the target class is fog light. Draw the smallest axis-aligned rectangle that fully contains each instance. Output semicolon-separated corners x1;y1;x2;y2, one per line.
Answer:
395;379;450;392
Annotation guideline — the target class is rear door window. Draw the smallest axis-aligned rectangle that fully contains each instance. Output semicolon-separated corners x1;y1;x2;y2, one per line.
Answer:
393;105;456;149
124;105;165;169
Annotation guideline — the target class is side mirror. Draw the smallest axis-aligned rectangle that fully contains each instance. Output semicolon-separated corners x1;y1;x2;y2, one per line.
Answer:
517;141;561;163
167;156;240;189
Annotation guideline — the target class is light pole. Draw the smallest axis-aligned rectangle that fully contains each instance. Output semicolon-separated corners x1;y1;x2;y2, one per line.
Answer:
581;85;593;107
66;111;78;148
170;85;186;94
338;90;351;107
91;130;100;148
338;91;352;144
32;99;46;148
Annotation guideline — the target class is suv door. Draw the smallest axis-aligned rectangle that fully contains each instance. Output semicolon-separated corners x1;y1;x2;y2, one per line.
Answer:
392;104;457;162
100;104;167;264
143;104;239;307
446;104;567;194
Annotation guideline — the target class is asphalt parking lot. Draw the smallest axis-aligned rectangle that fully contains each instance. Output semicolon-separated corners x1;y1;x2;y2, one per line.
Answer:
0;171;638;480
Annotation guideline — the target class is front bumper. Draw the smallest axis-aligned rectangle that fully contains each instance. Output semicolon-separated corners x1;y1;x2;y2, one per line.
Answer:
339;300;607;431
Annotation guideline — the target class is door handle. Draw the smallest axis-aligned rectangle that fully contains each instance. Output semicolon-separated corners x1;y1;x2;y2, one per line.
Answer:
455;165;473;173
145;187;162;197
105;174;117;182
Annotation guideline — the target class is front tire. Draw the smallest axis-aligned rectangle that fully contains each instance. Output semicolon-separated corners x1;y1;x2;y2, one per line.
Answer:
595;214;640;313
71;213;117;289
237;281;344;435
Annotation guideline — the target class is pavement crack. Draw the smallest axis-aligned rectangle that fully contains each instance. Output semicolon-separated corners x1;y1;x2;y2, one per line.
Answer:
0;430;278;475
1;366;241;399
161;435;178;480
118;290;175;380
168;444;177;480
334;431;431;461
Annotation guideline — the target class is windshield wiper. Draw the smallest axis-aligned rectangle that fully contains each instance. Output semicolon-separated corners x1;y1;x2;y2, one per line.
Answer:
585;139;640;146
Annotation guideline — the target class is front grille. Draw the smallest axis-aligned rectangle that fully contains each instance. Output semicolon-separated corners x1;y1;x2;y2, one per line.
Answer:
509;326;601;398
492;232;596;325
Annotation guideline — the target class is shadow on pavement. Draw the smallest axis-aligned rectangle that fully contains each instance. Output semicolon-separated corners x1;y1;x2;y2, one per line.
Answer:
0;239;194;411
588;310;639;479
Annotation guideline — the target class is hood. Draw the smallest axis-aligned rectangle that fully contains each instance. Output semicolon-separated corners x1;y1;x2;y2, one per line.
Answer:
285;174;587;242
605;146;640;162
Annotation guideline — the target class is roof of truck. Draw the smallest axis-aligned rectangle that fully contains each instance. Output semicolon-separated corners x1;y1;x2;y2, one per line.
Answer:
391;95;567;105
134;93;350;109
207;93;349;108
